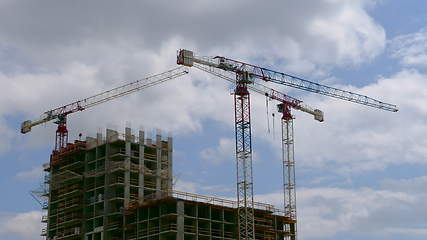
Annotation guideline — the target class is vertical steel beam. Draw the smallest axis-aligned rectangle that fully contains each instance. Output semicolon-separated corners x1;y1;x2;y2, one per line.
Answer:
176;200;185;240
138;130;145;204
234;73;255;240
167;136;173;191
124;127;132;207
155;134;162;198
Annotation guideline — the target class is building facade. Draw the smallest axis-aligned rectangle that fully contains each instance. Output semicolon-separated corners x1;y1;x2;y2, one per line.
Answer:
44;128;173;240
123;190;295;240
42;127;296;240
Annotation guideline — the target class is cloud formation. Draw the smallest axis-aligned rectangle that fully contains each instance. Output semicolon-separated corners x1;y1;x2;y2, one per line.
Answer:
252;68;427;174
254;176;427;240
0;0;387;156
200;137;234;164
390;27;427;68
0;211;43;240
15;167;43;182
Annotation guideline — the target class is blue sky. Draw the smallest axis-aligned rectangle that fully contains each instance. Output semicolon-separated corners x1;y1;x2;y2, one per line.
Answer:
0;0;427;239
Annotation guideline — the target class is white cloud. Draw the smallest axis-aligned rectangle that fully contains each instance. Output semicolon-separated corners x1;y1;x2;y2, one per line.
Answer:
307;0;385;65
0;41;233;153
15;167;43;182
0;211;44;240
0;0;385;72
381;176;427;194
0;118;14;153
297;187;417;239
0;0;387;155
247;68;427;174
383;227;427;237
390;27;427;68
200;137;234;164
174;179;233;196
254;175;427;240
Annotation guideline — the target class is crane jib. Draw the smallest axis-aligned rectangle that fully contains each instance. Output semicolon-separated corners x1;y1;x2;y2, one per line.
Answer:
216;56;398;112
20;67;189;135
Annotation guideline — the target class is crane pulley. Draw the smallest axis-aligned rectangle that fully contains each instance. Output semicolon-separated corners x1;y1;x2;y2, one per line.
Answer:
21;67;189;150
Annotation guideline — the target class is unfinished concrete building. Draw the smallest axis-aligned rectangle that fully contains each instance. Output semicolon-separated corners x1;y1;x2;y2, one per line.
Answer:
42;127;296;240
43;128;173;240
123;191;295;240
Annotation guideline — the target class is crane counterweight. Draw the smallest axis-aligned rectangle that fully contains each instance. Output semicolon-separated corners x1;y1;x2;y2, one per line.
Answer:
313;109;324;122
21;120;32;134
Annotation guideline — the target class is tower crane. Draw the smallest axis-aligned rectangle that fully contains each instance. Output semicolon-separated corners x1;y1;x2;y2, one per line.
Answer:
177;49;398;240
20;67;188;151
193;64;322;239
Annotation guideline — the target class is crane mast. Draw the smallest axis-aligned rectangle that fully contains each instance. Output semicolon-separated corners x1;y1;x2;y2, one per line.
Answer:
21;67;188;150
279;103;297;240
234;71;256;240
179;50;258;239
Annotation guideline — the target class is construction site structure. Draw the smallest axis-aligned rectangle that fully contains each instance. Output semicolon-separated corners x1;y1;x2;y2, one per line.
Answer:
25;51;399;240
123;190;294;240
42;128;295;240
43;128;173;240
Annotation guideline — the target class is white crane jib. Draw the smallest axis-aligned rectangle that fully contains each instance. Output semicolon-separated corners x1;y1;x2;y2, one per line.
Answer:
21;67;189;150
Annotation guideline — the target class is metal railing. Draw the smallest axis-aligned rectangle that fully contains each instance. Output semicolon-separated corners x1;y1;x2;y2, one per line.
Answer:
126;190;287;216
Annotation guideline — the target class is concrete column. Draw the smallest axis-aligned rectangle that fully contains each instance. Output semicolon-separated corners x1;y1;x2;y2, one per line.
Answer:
177;200;184;240
221;209;225;239
104;129;116;240
196;203;198;237
155;134;162;198
45;164;53;238
124;127;132;207
167;136;173;191
138;130;145;204
96;133;103;146
81;147;90;237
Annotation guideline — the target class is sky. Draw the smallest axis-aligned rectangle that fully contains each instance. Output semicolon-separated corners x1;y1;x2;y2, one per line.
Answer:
0;0;426;239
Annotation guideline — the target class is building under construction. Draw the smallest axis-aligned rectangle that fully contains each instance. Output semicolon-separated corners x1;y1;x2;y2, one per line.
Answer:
22;49;398;240
42;128;296;240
